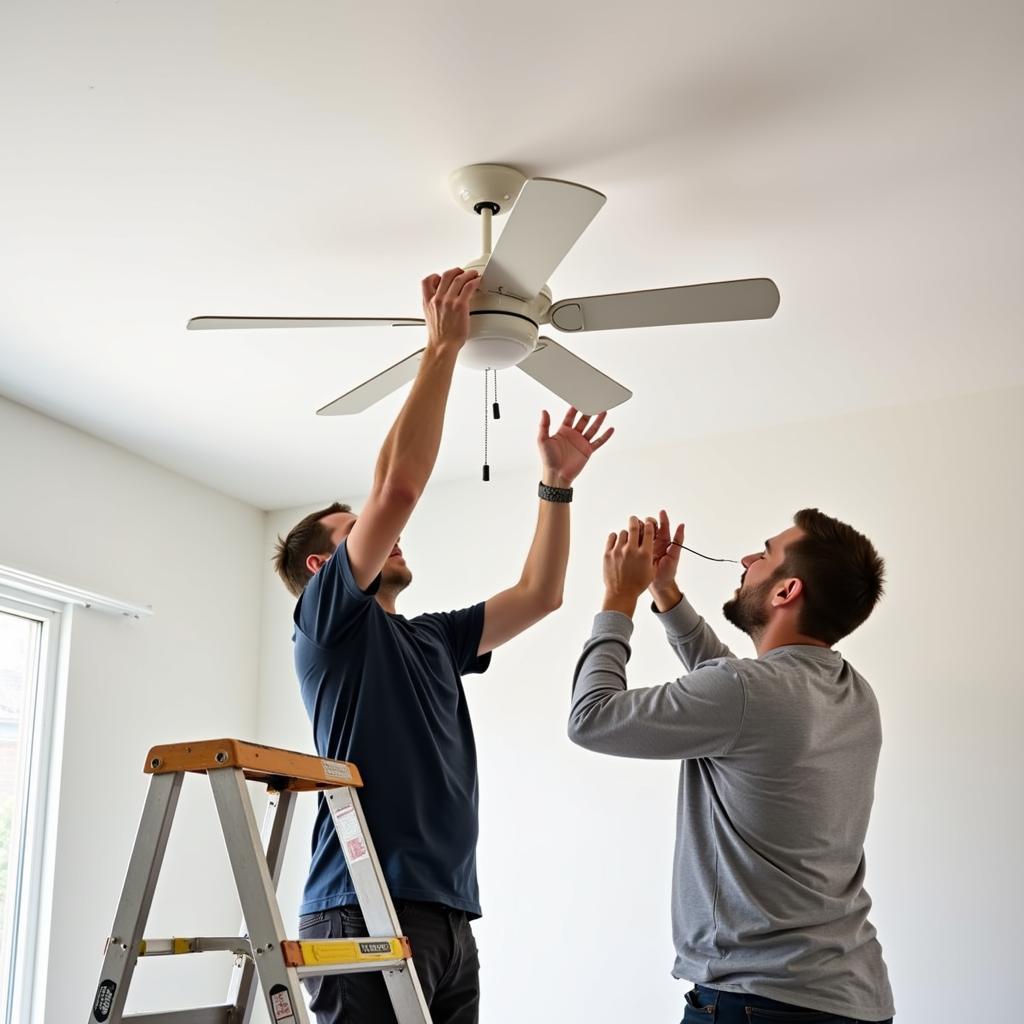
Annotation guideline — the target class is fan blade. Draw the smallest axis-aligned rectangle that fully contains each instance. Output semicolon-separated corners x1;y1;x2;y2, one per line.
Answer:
548;278;780;333
187;316;424;330
317;350;424;416
480;178;606;300
517;338;631;415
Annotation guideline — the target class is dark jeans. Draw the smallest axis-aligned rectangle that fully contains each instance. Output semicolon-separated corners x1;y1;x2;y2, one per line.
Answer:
298;901;479;1024
682;984;893;1024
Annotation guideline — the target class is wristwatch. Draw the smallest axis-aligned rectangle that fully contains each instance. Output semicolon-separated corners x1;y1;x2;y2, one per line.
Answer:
538;481;573;503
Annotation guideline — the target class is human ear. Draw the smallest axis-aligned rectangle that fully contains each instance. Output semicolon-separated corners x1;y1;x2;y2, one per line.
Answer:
305;552;328;576
772;577;803;607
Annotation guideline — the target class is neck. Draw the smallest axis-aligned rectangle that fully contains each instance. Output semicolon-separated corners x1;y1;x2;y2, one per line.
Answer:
752;620;831;657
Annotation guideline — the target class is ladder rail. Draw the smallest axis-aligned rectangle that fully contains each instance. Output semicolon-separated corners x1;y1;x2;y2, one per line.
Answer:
89;771;183;1024
226;786;297;1024
207;767;311;1024
326;786;433;1021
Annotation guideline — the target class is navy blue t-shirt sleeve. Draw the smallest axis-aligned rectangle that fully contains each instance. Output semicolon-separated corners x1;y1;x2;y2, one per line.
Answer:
294;539;381;648
419;603;492;675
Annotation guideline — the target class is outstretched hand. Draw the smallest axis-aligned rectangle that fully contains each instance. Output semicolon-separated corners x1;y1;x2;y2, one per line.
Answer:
537;407;614;486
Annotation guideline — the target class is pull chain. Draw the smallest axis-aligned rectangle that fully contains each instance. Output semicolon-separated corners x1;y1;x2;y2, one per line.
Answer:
482;370;491;482
492;371;500;419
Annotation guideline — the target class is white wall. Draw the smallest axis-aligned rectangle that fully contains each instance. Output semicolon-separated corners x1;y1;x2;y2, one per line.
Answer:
0;396;265;1023
256;383;1024;1024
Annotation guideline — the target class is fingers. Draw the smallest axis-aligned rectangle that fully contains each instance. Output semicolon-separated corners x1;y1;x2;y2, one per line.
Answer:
573;413;592;435
640;516;655;554
537;409;551;445
656;510;685;549
628;516;663;544
432;267;479;304
628;516;641;547
605;532;617;555
435;267;462;299
590;426;614;450
421;274;441;305
453;270;481;298
561;406;578;429
582;411;606;440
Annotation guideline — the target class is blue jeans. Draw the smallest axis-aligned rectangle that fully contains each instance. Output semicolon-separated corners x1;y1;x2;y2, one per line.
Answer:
682;984;893;1024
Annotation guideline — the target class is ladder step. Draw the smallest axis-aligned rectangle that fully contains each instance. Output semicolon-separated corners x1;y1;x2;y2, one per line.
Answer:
124;1007;231;1024
144;738;363;791
282;936;412;975
138;936;250;957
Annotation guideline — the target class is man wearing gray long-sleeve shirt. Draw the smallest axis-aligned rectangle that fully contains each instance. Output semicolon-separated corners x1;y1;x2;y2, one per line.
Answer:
569;509;894;1023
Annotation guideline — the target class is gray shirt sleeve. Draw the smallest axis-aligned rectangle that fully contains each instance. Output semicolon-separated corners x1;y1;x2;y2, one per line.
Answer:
653;594;736;669
568;611;746;760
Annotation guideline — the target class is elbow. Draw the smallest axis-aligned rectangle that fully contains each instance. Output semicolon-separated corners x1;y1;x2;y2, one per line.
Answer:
376;476;420;510
566;710;597;750
521;582;562;616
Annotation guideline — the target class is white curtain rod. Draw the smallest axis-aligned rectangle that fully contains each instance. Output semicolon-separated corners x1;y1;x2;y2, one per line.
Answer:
0;563;153;620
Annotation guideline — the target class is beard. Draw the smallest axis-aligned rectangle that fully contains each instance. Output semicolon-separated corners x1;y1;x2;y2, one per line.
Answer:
381;560;412;593
722;575;776;638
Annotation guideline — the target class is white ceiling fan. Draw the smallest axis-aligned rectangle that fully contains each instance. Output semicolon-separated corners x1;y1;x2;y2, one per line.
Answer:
186;164;780;415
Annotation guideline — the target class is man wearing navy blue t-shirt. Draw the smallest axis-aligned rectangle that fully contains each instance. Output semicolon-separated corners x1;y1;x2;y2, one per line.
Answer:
273;268;614;1024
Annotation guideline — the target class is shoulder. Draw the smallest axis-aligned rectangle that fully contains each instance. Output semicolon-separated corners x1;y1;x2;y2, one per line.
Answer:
692;653;750;683
678;657;749;705
294;543;386;649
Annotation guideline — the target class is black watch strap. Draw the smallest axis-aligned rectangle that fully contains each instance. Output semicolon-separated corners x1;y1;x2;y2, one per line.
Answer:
538;481;573;503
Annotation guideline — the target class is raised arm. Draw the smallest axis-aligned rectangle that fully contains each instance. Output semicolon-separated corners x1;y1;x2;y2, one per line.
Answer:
567;613;744;759
649;511;735;668
567;517;744;758
477;408;613;655
347;269;480;589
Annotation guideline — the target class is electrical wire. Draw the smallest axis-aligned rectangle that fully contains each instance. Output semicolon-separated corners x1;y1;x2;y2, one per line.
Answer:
669;542;738;564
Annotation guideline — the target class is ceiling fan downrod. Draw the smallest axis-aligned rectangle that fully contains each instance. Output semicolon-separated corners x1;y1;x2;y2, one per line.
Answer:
474;201;498;258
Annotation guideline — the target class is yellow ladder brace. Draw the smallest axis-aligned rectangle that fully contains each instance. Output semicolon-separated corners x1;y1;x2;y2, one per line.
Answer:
283;936;413;973
137;936;250;956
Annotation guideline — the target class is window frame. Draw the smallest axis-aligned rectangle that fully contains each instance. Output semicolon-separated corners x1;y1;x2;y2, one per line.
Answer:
0;586;70;1024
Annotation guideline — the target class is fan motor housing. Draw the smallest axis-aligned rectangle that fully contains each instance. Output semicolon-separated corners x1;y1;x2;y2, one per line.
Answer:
459;285;551;370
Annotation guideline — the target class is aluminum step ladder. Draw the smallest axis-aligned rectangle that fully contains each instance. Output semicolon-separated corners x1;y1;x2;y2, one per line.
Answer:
88;738;431;1024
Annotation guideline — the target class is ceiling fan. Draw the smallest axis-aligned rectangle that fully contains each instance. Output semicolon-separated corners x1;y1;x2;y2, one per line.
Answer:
186;164;780;415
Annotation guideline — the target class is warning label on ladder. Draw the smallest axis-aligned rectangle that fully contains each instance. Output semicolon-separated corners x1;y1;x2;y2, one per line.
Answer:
269;983;297;1023
333;804;369;863
322;759;353;782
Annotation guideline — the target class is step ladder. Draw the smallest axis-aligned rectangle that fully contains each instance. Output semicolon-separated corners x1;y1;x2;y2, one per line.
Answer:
88;738;432;1024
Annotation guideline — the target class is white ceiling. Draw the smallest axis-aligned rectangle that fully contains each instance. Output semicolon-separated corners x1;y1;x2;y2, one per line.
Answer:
2;1;1022;510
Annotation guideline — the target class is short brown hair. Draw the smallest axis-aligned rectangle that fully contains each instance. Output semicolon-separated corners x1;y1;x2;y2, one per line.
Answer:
273;502;352;598
781;508;885;645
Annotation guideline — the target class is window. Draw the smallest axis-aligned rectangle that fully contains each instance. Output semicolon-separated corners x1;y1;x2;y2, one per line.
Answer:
0;590;65;1024
0;564;147;1024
